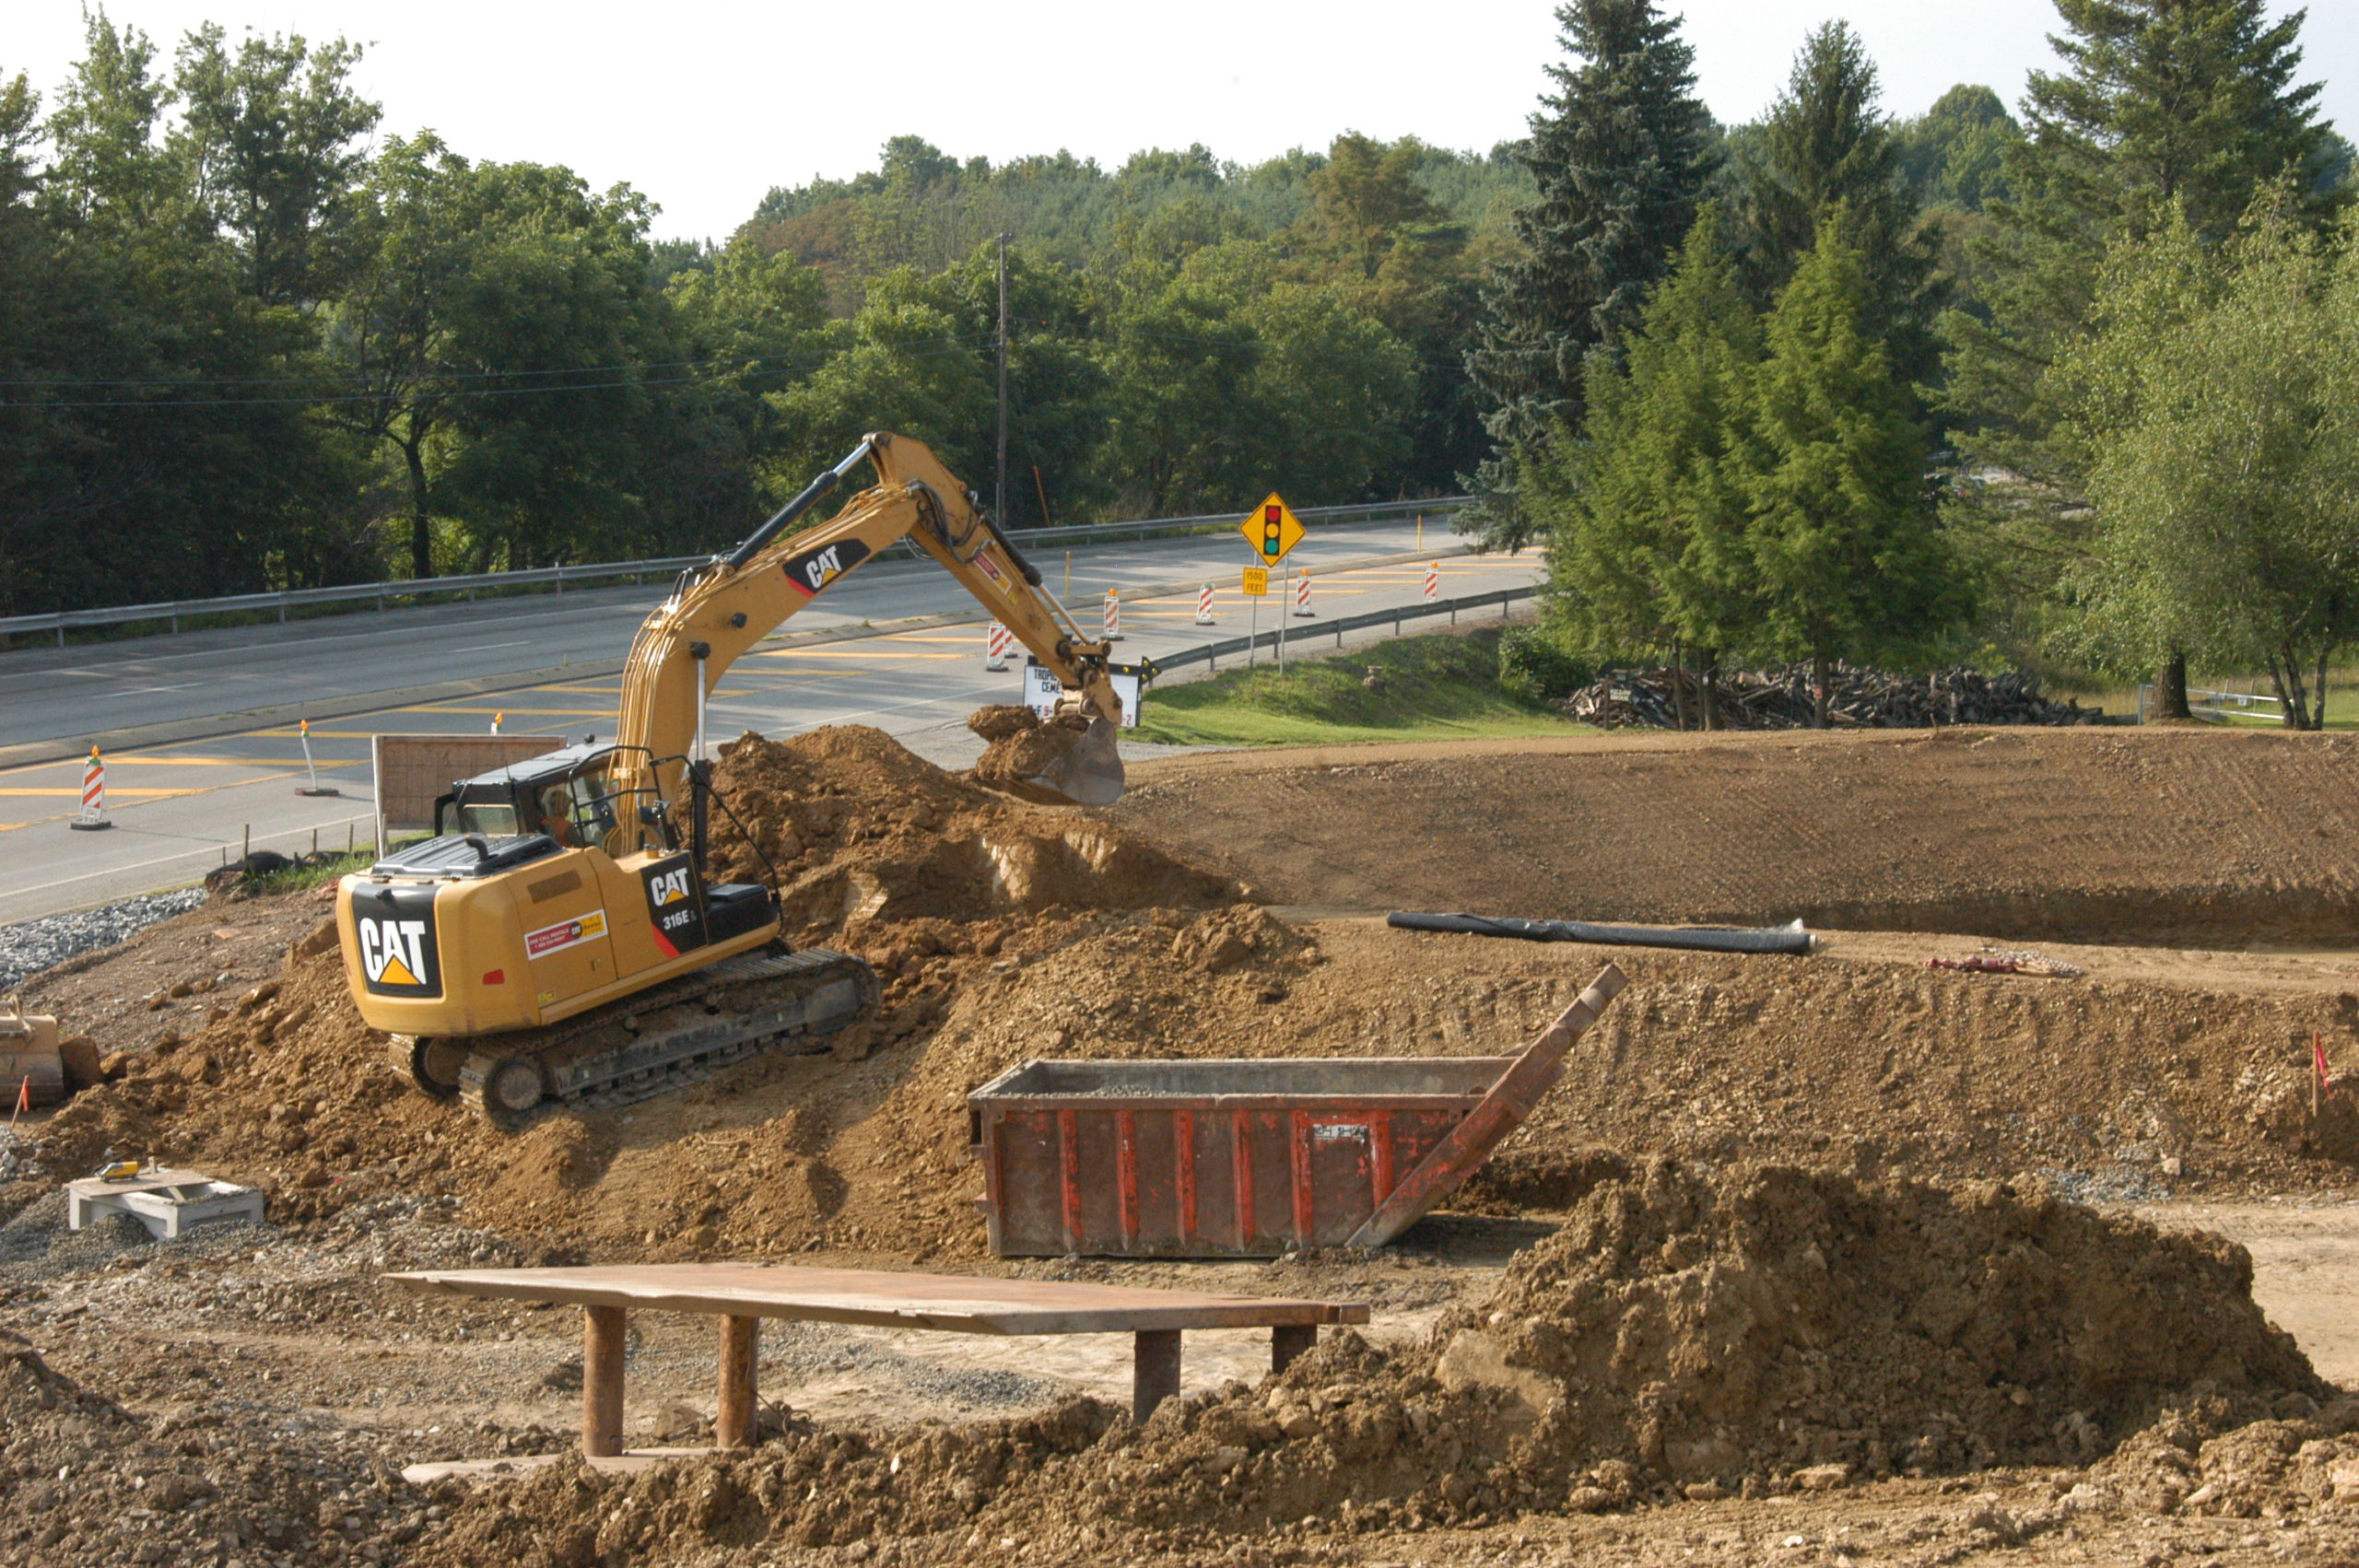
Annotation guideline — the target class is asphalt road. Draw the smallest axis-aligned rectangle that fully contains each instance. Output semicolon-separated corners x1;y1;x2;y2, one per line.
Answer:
0;521;1454;748
0;529;1539;924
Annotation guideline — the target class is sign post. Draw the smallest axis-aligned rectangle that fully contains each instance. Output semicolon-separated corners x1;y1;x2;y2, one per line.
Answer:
1241;566;1269;669
1238;495;1304;678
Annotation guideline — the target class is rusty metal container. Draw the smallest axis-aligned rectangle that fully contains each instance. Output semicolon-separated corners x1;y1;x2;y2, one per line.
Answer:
968;965;1625;1258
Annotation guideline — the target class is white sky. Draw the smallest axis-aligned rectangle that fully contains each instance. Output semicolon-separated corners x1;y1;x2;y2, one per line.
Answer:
9;1;2353;242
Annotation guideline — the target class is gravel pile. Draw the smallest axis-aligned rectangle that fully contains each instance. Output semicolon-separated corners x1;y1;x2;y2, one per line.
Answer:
0;887;207;991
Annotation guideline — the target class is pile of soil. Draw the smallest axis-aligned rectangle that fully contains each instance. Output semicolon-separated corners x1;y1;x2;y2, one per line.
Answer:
407;1161;2349;1564
966;704;1097;799
1111;728;2359;947
703;725;1235;934
21;726;1252;1255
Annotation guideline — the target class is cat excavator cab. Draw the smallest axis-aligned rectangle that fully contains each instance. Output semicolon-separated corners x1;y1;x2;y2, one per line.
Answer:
335;433;1127;1128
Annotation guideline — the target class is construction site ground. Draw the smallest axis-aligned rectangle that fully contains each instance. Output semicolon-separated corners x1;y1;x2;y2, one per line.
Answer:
5;723;2359;1566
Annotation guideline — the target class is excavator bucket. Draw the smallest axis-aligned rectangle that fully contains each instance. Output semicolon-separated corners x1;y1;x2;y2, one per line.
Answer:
1033;714;1125;806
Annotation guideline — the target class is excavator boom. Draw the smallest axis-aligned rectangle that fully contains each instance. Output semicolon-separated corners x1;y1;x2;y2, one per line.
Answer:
613;432;1125;816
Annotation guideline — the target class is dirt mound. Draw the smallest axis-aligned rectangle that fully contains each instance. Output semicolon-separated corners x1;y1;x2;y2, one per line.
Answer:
707;726;1235;933
1113;728;2359;947
28;728;1250;1250
409;1163;2337;1562
1441;1162;2324;1484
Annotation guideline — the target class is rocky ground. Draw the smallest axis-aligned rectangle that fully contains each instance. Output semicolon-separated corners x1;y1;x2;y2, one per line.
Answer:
1;723;2355;1565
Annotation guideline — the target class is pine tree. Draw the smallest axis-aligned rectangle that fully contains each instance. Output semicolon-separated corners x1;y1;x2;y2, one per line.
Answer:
1536;205;1759;718
1944;0;2341;714
1462;0;1715;548
1734;218;1954;725
1733;22;1942;389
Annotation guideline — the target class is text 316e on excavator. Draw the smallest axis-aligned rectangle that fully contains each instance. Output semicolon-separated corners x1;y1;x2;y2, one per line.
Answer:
334;433;1129;1129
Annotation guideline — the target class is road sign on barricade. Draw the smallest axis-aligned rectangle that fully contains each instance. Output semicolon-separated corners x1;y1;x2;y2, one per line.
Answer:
70;746;111;832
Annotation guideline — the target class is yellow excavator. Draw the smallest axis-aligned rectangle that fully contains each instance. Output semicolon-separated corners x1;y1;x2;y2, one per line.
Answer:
334;432;1127;1129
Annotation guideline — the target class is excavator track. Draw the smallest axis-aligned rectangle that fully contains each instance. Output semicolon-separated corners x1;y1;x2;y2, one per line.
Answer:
449;947;878;1131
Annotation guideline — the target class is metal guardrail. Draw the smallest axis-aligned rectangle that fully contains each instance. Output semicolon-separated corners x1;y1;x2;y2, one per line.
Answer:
2136;682;2290;724
1145;583;1537;679
0;496;1473;646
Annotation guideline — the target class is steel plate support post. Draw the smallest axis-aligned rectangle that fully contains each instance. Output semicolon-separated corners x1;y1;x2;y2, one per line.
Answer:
1133;1329;1181;1423
1273;1324;1317;1375
717;1315;760;1449
584;1305;628;1457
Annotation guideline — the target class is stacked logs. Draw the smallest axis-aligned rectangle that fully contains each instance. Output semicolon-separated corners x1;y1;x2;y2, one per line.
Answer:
1564;663;2106;730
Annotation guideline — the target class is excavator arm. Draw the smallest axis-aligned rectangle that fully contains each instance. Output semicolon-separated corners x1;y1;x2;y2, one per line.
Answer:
608;432;1126;823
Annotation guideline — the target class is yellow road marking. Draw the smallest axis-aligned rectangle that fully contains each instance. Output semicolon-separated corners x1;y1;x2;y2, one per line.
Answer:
110;755;331;767
754;649;963;661
0;786;208;799
398;706;614;717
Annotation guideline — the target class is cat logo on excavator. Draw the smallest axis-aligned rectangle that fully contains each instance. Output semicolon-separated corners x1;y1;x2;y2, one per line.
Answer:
781;538;872;598
349;883;441;996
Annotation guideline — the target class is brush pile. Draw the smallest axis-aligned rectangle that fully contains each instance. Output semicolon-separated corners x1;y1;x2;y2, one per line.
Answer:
1565;663;2104;730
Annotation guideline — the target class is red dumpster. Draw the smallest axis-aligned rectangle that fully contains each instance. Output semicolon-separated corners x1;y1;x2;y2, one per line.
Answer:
968;965;1625;1258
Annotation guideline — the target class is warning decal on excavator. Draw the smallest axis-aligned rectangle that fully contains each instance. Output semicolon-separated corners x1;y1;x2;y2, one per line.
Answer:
349;883;441;998
525;908;608;960
781;538;872;598
640;854;709;957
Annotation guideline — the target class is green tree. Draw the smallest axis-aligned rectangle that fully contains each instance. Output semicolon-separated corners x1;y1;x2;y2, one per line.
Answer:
1895;85;2021;212
1464;0;1716;546
1308;132;1445;279
1943;0;2341;713
170;24;378;306
1732;219;1954;724
329;138;674;576
1534;205;1760;716
2065;214;2359;728
1733;22;1941;388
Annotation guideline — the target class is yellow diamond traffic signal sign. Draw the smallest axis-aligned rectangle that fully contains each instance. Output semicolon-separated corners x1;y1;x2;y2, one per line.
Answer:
1240;493;1305;567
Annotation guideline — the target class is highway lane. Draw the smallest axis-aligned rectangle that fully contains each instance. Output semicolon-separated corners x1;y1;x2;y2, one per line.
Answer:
0;552;1538;924
0;519;1456;748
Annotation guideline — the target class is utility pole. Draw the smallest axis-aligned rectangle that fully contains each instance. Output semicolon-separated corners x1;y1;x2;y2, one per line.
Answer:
995;232;1010;526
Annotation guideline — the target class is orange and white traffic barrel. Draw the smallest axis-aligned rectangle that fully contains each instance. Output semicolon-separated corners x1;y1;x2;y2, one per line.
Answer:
1195;583;1215;626
1294;571;1314;617
70;745;111;831
986;622;1013;670
1423;561;1440;602
1103;588;1122;641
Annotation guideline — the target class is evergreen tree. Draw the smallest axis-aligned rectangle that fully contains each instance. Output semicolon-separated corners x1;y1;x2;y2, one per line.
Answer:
1733;22;1941;389
1536;205;1759;712
1733;218;1954;724
1894;85;2021;213
1463;0;1715;548
1943;0;2341;713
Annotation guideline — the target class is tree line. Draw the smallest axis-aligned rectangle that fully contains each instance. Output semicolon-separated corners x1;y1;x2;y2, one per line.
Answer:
5;0;2353;731
1486;0;2355;727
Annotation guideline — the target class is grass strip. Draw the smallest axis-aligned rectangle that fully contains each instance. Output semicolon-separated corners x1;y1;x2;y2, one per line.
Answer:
1133;626;1590;747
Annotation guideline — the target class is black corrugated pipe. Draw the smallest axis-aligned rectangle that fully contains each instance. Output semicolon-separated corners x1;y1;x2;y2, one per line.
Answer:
1387;911;1814;956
